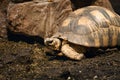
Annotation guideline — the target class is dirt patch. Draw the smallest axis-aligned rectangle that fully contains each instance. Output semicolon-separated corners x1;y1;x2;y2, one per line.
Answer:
0;39;120;80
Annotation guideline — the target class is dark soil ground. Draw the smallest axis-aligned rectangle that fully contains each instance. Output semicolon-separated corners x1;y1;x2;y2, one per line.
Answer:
0;39;120;80
0;0;120;80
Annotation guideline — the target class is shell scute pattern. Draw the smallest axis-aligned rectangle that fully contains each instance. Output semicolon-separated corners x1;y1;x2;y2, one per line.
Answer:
56;6;120;47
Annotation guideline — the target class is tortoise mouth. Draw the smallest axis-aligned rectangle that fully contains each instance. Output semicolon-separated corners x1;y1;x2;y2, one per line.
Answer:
44;38;61;50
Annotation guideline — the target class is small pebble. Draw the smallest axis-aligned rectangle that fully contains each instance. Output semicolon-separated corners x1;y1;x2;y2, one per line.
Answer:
93;75;98;79
79;70;82;73
67;76;71;80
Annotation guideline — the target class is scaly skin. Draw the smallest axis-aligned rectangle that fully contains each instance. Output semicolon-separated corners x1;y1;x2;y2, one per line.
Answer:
61;44;85;60
45;38;85;60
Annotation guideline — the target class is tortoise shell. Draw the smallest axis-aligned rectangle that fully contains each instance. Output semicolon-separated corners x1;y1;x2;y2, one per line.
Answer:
52;6;120;47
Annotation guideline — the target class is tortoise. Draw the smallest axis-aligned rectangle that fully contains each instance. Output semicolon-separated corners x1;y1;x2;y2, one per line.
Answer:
44;6;120;60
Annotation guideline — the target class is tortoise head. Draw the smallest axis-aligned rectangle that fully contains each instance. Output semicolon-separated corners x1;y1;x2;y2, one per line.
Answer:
44;38;61;50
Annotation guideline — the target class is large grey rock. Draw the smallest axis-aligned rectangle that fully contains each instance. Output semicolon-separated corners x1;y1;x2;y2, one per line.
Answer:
7;0;72;38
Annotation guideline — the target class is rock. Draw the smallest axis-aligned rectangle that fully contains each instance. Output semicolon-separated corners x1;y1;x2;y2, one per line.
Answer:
92;0;114;11
0;10;7;39
0;0;10;11
7;0;72;38
0;0;10;39
71;0;114;11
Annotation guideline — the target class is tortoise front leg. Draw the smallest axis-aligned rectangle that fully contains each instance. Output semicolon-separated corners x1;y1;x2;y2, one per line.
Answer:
61;44;85;60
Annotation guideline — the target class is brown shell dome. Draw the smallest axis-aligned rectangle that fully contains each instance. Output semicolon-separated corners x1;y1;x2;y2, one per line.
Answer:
53;6;120;47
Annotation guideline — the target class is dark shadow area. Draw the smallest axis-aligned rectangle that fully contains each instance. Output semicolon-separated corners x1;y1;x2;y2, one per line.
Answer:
11;0;32;3
110;0;120;15
70;0;96;10
7;29;44;45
